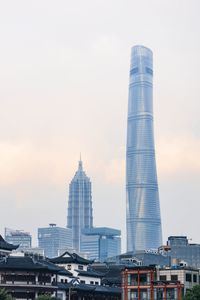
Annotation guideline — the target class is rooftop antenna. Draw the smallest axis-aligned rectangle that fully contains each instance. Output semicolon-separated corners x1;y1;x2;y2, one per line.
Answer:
79;153;83;170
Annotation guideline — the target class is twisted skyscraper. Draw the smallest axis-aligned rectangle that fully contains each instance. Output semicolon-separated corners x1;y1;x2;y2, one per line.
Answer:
126;45;162;252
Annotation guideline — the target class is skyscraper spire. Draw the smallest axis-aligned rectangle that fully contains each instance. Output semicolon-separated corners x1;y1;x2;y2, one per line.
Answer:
78;153;83;171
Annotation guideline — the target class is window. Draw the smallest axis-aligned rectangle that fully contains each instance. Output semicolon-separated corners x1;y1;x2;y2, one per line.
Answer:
78;265;83;270
171;275;178;281
90;281;94;285
193;274;197;283
130;67;139;76
160;275;167;281
95;281;99;285
65;279;68;283
146;67;153;75
186;273;192;282
67;265;71;270
61;279;64;283
80;280;85;284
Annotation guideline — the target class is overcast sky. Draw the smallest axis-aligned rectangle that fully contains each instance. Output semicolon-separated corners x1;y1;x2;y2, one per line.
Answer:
0;0;200;251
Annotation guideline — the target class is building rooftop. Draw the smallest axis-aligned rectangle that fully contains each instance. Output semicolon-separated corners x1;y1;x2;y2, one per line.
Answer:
0;254;72;276
49;251;93;265
76;269;104;278
82;227;121;236
0;235;19;251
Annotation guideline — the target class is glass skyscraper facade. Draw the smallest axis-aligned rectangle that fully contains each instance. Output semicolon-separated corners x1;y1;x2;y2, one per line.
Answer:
67;160;93;252
38;224;72;258
126;45;162;252
5;228;32;250
80;227;121;262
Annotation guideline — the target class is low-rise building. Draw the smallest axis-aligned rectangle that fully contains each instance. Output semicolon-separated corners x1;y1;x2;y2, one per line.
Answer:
166;236;200;268
0;236;121;300
49;251;102;285
158;266;200;294
122;266;184;300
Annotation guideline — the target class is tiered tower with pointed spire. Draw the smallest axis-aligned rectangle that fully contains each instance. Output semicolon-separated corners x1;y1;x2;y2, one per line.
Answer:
67;159;93;252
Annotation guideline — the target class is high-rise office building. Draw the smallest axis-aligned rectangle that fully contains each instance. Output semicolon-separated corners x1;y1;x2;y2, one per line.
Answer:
5;228;32;249
67;159;93;252
81;227;121;262
126;45;162;252
38;224;72;258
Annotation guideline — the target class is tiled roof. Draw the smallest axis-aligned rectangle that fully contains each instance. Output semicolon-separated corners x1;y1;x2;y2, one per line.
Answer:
0;255;72;275
49;251;93;265
91;264;125;286
76;269;104;278
57;282;121;295
0;235;19;251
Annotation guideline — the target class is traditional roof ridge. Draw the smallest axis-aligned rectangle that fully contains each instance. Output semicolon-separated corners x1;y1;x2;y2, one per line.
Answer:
0;235;19;251
49;251;93;265
0;255;72;275
76;268;104;278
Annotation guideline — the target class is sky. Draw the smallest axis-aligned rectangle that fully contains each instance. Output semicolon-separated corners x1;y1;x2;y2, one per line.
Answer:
0;0;200;251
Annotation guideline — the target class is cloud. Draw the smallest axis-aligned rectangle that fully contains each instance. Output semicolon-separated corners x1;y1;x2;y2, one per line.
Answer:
0;140;77;186
103;158;125;184
157;135;200;176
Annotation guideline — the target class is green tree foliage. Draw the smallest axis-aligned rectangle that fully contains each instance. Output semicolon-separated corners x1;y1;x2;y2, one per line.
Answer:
184;285;200;300
0;288;12;300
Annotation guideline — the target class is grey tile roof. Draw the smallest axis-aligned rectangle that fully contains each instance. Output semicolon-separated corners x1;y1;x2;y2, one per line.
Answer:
0;235;19;251
49;251;93;265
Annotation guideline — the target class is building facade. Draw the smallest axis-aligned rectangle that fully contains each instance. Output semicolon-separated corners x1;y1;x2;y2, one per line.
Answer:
5;228;32;249
67;159;93;252
122;266;184;300
166;236;200;269
126;45;162;252
158;266;200;295
38;224;72;258
80;227;121;262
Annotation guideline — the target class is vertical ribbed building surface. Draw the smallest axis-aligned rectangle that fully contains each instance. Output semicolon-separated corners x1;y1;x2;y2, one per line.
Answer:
67;160;93;252
126;45;162;252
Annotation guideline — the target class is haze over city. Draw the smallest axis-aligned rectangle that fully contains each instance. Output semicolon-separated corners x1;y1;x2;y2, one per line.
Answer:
0;0;200;251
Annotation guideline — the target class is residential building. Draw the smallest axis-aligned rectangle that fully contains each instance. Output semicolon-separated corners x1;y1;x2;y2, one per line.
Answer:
126;45;162;252
80;227;121;262
5;228;32;249
38;224;72;258
122;266;184;300
158;266;200;295
67;159;93;252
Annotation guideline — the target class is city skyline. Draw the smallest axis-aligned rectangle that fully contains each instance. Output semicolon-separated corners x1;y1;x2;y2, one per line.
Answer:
0;1;200;251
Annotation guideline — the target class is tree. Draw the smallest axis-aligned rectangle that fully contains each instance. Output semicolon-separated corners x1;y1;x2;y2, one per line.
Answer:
0;288;12;300
184;285;200;300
